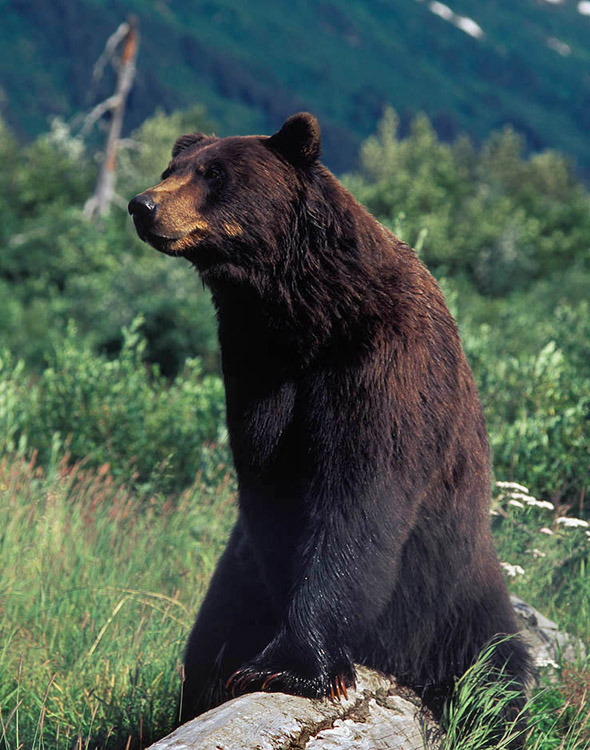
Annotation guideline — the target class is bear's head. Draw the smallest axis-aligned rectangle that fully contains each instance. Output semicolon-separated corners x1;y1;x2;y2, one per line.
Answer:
128;113;322;282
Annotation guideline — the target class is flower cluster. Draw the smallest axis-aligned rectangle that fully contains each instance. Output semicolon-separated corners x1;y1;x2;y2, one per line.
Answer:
494;479;590;584
495;479;589;542
556;517;589;529
495;481;555;510
500;562;525;577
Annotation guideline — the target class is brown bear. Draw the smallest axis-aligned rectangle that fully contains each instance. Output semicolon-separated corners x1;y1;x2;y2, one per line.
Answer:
129;113;531;731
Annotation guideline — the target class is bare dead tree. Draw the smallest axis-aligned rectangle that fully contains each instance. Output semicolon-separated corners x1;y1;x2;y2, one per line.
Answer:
84;16;139;222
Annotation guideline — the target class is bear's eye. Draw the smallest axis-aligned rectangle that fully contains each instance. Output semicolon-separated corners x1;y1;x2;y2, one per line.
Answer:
203;165;223;182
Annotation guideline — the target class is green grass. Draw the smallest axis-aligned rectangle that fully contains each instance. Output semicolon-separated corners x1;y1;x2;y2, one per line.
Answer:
0;455;236;749
440;480;590;749
490;481;590;644
441;644;590;750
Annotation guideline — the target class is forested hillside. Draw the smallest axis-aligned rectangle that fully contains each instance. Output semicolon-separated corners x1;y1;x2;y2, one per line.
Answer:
3;0;590;172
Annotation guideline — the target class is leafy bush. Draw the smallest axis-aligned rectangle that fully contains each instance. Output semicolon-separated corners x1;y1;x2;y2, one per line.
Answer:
0;319;227;494
0;111;220;375
442;278;590;510
345;108;590;296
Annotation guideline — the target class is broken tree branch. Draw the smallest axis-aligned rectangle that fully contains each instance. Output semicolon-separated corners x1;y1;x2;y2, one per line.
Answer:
84;16;139;222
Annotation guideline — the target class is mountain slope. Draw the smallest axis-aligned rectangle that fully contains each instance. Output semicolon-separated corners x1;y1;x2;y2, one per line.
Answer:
2;0;590;172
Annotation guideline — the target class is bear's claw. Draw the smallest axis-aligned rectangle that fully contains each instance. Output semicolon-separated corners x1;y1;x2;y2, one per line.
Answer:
330;674;349;701
225;664;354;701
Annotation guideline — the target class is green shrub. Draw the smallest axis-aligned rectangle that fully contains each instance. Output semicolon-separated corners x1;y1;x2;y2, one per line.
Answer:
0;318;227;494
345;108;590;295
444;278;590;510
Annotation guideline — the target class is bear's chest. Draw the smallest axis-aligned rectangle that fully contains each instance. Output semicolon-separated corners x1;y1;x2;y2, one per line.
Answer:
224;373;304;479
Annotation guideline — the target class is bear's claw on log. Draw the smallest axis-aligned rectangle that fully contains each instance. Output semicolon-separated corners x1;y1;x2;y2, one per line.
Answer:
225;666;353;702
226;667;286;697
261;672;282;690
330;674;349;701
337;674;349;700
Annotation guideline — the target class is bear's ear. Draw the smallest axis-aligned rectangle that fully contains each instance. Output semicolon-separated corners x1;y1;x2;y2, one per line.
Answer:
267;113;321;166
171;132;213;157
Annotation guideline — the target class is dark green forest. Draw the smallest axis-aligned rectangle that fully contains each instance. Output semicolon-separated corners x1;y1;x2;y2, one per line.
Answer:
3;0;590;173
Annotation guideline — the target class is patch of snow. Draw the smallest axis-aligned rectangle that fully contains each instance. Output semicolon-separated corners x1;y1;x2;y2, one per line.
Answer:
547;37;571;55
429;2;454;21
427;2;484;38
578;1;590;14
455;16;484;39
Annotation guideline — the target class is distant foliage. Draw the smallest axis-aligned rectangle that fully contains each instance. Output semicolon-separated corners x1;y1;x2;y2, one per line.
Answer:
449;289;590;509
346;107;590;295
0;109;220;375
0;319;228;494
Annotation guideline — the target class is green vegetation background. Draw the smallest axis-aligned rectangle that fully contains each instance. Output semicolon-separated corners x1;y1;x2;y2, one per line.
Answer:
0;105;589;748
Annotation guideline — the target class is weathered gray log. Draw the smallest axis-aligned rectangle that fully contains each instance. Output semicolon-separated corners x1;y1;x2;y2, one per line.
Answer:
147;598;583;750
149;666;437;750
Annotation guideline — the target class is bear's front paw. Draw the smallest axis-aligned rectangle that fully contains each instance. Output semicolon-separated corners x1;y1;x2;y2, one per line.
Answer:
225;640;355;701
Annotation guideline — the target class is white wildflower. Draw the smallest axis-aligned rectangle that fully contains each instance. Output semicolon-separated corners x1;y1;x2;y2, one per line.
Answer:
578;2;590;16
524;498;554;510
496;481;530;494
508;499;524;509
531;548;546;559
556;517;589;529
507;492;533;501
539;527;554;535
502;492;553;508
536;656;559;669
500;562;525;577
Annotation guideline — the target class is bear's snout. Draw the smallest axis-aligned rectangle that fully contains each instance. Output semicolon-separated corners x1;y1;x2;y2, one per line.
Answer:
128;193;158;225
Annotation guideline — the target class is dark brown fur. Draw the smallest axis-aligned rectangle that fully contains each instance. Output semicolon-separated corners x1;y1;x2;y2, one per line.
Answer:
129;113;532;732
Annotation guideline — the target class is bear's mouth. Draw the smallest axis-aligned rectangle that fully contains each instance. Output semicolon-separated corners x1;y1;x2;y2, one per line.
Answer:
136;227;194;256
132;220;224;270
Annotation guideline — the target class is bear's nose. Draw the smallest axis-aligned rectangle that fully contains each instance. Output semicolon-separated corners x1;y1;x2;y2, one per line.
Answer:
128;194;158;219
